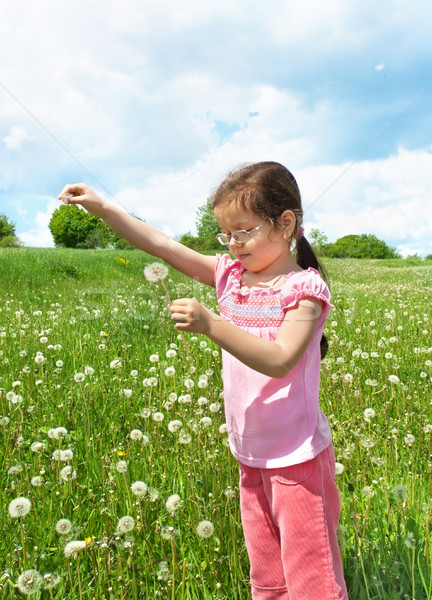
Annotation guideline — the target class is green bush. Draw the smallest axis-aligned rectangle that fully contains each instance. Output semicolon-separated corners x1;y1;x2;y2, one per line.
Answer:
323;234;399;259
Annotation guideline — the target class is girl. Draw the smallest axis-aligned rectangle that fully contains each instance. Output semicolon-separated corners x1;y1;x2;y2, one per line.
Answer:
59;161;348;600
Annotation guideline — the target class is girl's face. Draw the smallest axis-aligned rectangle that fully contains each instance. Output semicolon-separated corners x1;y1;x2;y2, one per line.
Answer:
214;203;296;275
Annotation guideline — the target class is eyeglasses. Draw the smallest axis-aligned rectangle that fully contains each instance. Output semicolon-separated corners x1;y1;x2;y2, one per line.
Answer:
216;224;264;246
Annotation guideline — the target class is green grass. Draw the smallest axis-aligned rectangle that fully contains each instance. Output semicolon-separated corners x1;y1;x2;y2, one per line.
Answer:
0;248;431;599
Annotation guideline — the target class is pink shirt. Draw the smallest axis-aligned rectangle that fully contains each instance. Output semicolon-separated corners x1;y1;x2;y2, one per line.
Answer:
214;254;333;468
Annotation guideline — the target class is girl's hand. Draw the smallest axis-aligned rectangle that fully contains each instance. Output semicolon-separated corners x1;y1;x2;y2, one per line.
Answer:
169;298;215;335
58;184;108;218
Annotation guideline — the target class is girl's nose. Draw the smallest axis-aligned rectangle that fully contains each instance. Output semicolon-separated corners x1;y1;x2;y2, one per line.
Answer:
229;237;243;248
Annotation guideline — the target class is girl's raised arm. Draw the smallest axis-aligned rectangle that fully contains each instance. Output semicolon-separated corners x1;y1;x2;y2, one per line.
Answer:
59;184;217;287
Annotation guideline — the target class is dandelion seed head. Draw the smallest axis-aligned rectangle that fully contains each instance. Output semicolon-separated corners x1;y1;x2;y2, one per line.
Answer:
110;359;122;369
131;481;148;497
165;366;176;376
56;518;73;535
8;496;31;518
117;515;135;534
144;262;169;283
43;572;61;590
405;532;416;549
388;374;400;384
119;388;132;398
116;460;128;474
84;366;94;376
165;493;182;513
196;519;215;539
149;354;159;362
60;466;77;481
392;483;408;501
168;419;182;432
335;462;344;475
130;429;143;441
31;476;43;487
17;569;43;595
363;408;376;422
153;412;164;422
73;372;85;382
64;540;87;558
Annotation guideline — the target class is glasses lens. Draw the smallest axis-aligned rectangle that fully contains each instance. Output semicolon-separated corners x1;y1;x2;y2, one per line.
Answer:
216;233;230;246
232;230;249;244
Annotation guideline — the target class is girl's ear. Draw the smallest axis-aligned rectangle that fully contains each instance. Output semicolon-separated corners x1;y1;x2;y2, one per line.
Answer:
278;210;296;239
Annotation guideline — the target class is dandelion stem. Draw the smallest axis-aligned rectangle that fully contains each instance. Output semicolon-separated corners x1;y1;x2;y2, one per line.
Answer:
160;280;190;354
76;559;83;600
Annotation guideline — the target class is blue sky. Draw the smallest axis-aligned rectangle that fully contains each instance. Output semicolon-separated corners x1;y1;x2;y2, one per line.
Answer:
1;0;431;255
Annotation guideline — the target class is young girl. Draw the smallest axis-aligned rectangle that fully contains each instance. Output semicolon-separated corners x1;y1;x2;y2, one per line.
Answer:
59;161;348;600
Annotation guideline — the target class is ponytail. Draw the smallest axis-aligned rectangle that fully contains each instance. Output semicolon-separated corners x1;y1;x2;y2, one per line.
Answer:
295;236;330;360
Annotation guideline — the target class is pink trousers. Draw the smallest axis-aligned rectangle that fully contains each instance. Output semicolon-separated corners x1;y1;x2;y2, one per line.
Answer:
239;444;348;600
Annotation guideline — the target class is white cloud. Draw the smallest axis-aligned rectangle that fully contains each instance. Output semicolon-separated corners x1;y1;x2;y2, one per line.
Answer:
18;199;57;248
3;126;31;150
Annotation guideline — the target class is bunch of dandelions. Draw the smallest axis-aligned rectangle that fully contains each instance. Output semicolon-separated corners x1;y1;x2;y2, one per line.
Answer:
144;262;190;354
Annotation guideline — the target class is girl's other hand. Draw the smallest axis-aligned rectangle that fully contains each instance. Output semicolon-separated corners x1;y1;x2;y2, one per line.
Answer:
169;298;215;335
58;184;108;218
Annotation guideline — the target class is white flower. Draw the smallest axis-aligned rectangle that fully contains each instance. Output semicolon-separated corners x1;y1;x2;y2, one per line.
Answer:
34;354;45;364
84;366;94;376
360;435;376;449
363;408;376;422
42;572;61;590
334;462;344;475
168;419;182;433
198;379;208;389
178;430;192;444
196;520;214;539
165;494;182;514
140;408;151;418
144;262;169;282
166;349;177;358
219;423;228;434
200;417;212;429
404;434;415;446
110;359;122;369
388;375;400;384
209;402;221;413
405;532;416;550
30;441;45;452
56;360;64;367
64;540;86;558
184;378;194;390
60;466;77;481
130;369;139;377
116;460;128;474
119;389;132;398
17;569;43;595
117;515;135;534
56;518;73;535
165;367;176;376
8;497;31;518
130;429;143;441
392;484;407;501
131;481;148;497
153;412;164;422
31;476;43;487
74;372;85;382
149;354;159;362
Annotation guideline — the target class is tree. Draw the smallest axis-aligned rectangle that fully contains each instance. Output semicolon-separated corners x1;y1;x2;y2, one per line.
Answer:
49;205;111;248
49;205;141;249
180;198;220;252
0;213;22;247
323;234;398;259
0;213;16;239
309;228;329;254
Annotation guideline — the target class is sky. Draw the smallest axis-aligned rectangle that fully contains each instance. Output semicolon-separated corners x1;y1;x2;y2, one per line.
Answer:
1;0;431;256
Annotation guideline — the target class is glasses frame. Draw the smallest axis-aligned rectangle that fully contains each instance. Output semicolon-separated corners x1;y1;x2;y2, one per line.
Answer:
216;224;264;247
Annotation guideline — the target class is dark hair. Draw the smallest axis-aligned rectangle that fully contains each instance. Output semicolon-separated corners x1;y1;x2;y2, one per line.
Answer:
212;161;329;358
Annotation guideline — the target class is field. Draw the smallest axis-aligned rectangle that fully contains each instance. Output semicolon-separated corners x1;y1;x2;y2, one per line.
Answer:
0;248;431;599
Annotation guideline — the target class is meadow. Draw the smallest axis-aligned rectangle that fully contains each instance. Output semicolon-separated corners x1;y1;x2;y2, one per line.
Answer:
0;247;431;599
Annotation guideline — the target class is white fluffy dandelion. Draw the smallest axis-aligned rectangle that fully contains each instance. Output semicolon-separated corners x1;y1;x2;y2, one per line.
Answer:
165;494;182;514
117;515;135;534
131;481;148;497
17;569;43;595
165;366;176;376
335;462;344;475
153;412;164;422
60;466;77;481
168;419;182;433
130;429;143;441
8;496;31;518
56;518;73;535
196;520;215;539
110;359;122;369
116;460;128;474
363;408;376;422
144;262;169;283
31;476;43;487
73;372;85;382
388;374;400;384
64;540;87;558
43;572;61;590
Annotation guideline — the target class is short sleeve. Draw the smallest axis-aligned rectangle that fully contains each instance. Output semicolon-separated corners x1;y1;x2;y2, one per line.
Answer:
214;253;242;301
280;268;334;317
